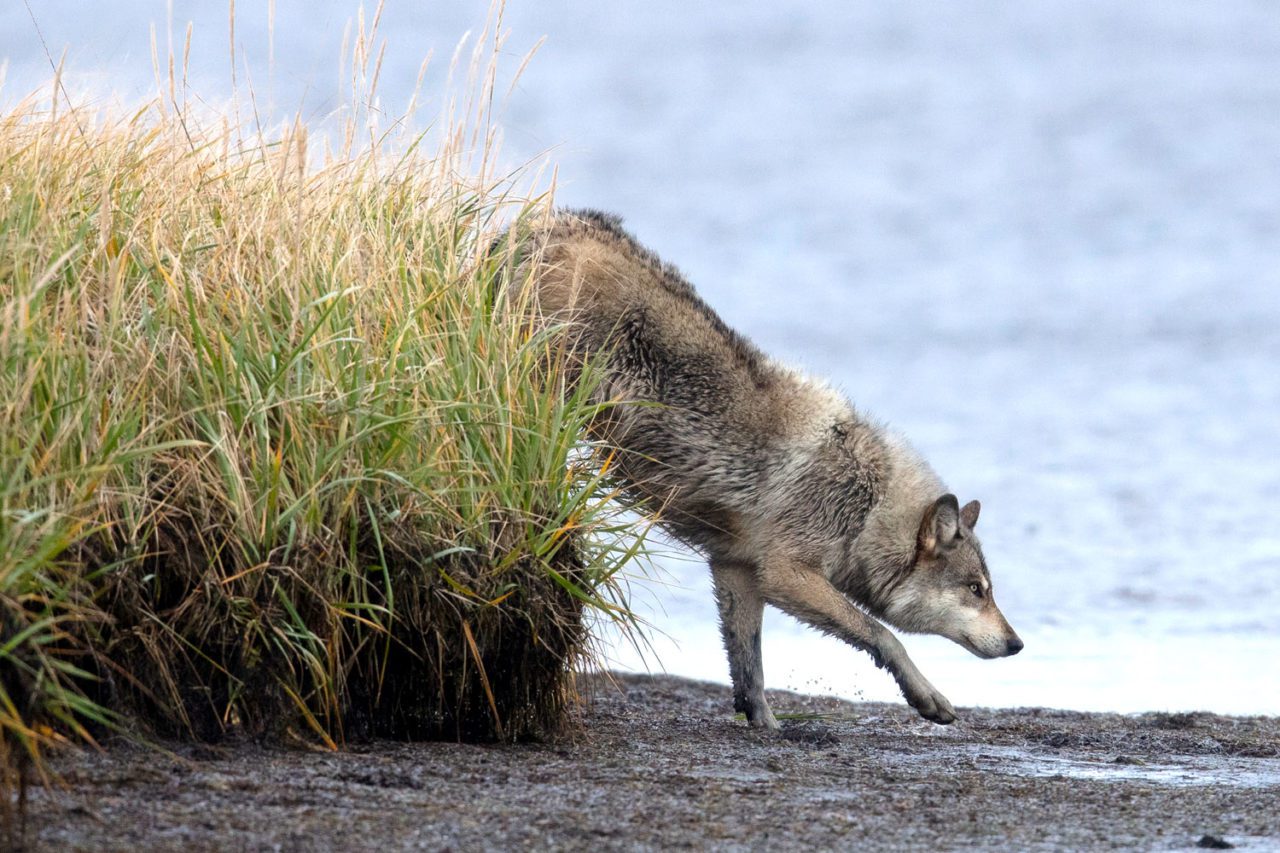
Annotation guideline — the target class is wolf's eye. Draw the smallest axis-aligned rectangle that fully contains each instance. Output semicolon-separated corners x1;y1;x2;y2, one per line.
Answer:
968;583;983;598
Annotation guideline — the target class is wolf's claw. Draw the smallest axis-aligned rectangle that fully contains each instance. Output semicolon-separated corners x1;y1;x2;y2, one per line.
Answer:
921;698;957;725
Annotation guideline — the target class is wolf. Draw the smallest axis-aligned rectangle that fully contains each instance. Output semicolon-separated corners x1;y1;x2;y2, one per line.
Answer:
506;209;1022;727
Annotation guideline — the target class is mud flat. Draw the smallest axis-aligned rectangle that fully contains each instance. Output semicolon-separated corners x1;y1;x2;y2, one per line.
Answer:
16;673;1280;851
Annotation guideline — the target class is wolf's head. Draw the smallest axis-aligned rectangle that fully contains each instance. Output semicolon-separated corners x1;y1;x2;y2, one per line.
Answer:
880;494;1023;659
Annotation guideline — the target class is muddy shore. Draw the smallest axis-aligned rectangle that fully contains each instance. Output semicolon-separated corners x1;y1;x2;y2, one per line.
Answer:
13;673;1280;851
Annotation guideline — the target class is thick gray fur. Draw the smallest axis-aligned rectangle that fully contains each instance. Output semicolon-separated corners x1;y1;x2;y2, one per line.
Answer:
510;209;1022;727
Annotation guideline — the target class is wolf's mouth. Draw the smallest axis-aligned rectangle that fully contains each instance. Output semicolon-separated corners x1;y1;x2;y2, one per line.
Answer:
960;633;1001;660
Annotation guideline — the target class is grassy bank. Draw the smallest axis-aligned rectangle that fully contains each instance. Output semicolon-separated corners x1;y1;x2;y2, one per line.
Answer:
0;51;644;825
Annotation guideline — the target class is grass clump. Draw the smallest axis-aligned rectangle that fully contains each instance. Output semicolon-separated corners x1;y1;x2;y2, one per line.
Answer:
0;62;643;820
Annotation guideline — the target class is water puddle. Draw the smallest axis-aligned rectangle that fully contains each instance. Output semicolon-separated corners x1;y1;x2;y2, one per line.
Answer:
968;746;1280;789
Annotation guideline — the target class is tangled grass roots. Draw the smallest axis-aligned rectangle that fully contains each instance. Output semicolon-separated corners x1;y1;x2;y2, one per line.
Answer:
87;533;587;744
1;83;645;804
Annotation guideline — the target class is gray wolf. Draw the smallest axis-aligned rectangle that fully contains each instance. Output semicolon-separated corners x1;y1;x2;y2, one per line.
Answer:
506;209;1022;726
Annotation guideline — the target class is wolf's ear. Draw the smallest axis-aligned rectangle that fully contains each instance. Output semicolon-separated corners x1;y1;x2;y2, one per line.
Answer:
918;494;961;556
960;499;980;529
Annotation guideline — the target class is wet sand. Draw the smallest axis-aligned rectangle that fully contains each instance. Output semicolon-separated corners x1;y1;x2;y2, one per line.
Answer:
16;673;1280;851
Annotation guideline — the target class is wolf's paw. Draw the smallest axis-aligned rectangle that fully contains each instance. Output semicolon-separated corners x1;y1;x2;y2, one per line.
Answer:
747;707;781;731
906;686;957;725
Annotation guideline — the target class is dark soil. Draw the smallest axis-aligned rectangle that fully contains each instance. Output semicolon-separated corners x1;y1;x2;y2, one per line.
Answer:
13;673;1280;851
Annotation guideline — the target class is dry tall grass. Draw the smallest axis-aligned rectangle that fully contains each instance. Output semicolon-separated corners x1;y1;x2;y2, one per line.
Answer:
0;5;646;832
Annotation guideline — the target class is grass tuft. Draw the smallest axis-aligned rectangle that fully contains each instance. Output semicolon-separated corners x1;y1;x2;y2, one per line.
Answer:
0;9;649;824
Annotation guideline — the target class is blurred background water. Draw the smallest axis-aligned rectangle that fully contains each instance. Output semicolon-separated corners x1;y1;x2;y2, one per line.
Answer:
4;1;1277;714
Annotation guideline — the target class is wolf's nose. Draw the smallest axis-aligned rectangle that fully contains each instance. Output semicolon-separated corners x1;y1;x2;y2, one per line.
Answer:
1006;637;1024;656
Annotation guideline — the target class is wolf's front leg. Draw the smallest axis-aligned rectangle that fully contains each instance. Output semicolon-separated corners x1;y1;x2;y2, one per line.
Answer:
711;559;779;730
756;559;956;724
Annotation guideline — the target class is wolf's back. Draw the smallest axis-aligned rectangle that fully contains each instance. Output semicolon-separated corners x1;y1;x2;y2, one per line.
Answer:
508;210;790;541
515;209;772;397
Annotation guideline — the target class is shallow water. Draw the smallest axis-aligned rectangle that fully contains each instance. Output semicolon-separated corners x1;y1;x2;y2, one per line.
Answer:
3;1;1278;714
968;746;1280;790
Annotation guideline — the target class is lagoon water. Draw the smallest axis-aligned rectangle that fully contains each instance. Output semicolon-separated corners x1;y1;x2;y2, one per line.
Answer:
4;1;1278;714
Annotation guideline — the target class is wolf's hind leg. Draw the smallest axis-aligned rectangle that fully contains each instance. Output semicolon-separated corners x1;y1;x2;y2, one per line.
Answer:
711;560;779;730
